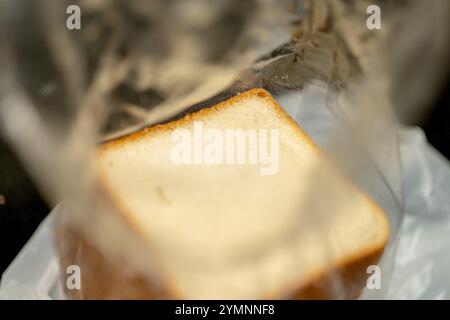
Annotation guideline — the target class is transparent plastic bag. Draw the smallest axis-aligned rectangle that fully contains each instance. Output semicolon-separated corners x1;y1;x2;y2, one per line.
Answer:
0;0;448;299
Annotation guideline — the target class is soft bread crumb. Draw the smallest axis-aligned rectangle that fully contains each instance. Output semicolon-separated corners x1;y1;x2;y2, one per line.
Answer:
95;88;389;299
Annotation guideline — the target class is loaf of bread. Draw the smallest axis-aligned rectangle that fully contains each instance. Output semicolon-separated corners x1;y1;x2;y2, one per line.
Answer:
58;88;389;299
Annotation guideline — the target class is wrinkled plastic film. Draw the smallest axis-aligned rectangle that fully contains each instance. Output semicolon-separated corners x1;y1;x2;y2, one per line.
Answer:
0;0;448;299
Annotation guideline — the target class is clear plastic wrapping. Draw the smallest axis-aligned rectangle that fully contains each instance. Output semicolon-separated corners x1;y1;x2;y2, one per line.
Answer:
1;0;449;299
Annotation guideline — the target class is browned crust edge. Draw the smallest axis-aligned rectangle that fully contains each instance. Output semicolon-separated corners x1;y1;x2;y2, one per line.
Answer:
293;247;385;299
98;88;320;154
57;224;385;300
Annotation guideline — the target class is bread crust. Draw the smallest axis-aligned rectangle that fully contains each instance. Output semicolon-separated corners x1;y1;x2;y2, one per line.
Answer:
58;88;389;299
57;224;385;299
292;249;384;299
57;225;160;300
98;88;321;154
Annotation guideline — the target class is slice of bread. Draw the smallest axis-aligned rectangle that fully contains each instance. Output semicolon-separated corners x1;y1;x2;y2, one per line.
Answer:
76;88;389;299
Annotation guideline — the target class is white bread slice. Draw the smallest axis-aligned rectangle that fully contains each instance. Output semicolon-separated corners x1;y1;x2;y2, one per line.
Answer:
94;88;389;299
